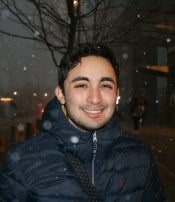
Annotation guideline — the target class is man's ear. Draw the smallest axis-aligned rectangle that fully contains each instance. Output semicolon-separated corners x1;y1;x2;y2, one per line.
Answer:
55;86;65;104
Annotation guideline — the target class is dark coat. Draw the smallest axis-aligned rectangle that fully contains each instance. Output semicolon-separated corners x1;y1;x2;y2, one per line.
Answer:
0;97;167;201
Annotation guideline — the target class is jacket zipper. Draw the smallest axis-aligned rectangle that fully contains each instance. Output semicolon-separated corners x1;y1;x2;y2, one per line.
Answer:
92;131;97;186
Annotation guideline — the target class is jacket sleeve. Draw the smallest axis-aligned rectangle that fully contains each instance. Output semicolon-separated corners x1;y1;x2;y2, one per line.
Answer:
142;152;168;202
0;150;28;201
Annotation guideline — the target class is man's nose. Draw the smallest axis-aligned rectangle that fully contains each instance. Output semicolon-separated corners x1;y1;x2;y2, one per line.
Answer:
87;88;102;104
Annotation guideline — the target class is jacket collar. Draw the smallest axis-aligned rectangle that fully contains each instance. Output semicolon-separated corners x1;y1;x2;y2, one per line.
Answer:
41;97;122;159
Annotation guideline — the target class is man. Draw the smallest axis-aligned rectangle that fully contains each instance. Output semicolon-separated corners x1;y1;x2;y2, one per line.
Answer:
0;43;167;201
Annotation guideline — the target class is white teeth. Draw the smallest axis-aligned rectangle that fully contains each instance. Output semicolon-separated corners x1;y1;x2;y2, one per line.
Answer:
85;110;101;114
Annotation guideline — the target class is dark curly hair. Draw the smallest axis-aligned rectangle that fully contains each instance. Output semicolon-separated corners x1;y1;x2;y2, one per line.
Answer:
58;43;119;90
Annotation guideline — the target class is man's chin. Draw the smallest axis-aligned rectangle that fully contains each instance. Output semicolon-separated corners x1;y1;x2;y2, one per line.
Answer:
68;116;108;131
77;122;106;132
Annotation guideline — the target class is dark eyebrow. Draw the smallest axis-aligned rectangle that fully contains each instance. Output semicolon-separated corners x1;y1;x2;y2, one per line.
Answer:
71;76;89;83
101;77;115;84
71;76;115;84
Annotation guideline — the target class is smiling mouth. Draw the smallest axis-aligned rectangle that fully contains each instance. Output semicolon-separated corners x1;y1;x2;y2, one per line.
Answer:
84;109;103;118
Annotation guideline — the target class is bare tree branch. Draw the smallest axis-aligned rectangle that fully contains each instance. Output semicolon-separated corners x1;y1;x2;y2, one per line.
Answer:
0;0;172;66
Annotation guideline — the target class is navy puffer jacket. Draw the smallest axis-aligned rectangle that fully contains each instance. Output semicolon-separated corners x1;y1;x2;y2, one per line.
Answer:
0;97;167;201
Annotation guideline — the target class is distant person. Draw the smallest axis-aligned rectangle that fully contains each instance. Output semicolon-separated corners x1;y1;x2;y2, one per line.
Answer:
0;43;167;201
130;97;147;132
139;97;148;125
130;97;140;131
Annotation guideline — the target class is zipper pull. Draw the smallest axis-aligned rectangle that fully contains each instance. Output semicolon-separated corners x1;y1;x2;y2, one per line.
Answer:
92;132;97;186
93;132;97;157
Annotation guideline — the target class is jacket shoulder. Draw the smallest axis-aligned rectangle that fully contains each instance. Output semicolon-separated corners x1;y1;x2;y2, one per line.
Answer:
117;131;150;151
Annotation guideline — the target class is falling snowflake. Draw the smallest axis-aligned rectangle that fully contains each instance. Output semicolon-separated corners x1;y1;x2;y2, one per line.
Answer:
70;136;79;144
11;152;20;162
17;123;25;132
33;30;40;37
42;120;53;130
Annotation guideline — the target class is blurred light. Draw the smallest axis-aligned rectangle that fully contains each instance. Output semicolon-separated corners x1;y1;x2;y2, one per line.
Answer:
166;38;171;43
33;93;37;97
13;91;18;96
145;65;169;73
156;24;175;31
0;97;13;102
44;93;48;97
73;0;79;7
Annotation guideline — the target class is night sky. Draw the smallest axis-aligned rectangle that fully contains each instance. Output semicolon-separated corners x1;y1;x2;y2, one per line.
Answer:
0;8;58;97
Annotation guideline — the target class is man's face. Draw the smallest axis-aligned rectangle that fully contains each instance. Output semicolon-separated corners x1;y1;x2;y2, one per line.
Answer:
56;56;118;132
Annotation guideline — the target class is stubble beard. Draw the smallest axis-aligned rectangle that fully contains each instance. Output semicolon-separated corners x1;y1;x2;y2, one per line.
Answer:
65;103;115;132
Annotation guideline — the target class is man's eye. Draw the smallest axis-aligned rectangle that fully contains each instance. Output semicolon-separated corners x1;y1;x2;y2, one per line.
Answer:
102;84;113;89
75;84;87;88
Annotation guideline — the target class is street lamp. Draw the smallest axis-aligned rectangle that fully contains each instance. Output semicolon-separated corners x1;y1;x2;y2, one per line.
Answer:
73;0;79;9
